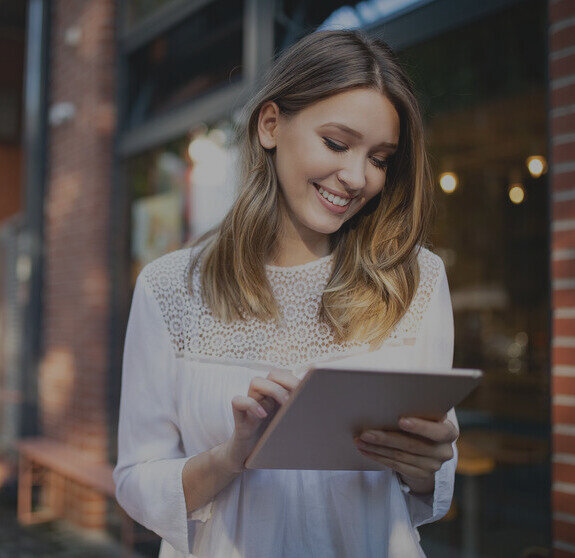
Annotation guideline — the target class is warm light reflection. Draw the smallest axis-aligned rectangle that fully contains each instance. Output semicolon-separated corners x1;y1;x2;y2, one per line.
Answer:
208;128;227;146
188;135;228;184
439;172;458;193
508;358;522;374
187;128;238;237
515;331;528;346
509;184;525;204
188;137;218;163
526;155;547;178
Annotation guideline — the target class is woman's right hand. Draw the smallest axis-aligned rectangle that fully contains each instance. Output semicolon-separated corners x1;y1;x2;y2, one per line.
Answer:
223;369;300;472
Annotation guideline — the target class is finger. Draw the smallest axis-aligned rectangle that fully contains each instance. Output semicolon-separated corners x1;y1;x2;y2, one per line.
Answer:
356;446;437;480
248;377;291;407
231;395;267;419
258;395;277;415
355;438;444;472
267;369;301;392
398;416;459;444
359;430;436;458
359;429;455;462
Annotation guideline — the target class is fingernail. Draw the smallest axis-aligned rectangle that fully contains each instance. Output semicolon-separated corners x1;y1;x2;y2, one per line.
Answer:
400;418;413;428
361;432;376;443
257;406;267;418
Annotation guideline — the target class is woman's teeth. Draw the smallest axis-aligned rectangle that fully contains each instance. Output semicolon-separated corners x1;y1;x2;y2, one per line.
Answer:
317;186;351;207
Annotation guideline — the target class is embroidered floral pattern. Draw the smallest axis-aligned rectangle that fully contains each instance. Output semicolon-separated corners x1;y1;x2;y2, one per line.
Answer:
142;246;442;368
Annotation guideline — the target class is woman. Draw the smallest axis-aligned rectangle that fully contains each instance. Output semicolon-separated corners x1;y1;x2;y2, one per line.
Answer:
113;29;459;558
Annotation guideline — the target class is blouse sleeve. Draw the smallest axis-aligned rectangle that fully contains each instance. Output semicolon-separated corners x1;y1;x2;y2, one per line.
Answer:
112;270;209;554
400;257;460;529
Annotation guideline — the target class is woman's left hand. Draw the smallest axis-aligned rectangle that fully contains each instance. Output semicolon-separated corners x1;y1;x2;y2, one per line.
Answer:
354;414;459;494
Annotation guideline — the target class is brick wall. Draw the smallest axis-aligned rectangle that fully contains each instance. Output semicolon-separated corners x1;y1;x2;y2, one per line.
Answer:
0;146;22;221
551;0;575;555
41;0;116;531
0;32;25;222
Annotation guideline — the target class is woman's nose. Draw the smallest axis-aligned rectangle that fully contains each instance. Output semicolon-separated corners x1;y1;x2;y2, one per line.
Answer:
337;158;367;192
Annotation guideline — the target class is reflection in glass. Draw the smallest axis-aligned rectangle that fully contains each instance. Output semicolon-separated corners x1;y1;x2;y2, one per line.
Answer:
396;0;549;555
526;155;547;178
439;172;458;194
126;119;238;284
126;0;244;128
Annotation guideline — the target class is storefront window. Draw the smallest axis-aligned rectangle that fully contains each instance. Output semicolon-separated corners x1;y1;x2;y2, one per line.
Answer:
126;118;239;284
126;0;244;128
395;0;549;554
125;0;178;28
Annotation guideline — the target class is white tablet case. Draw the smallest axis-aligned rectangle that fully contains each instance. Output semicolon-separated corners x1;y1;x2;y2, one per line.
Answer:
245;366;482;471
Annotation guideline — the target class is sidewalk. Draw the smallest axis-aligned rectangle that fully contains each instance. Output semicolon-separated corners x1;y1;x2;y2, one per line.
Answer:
0;478;156;558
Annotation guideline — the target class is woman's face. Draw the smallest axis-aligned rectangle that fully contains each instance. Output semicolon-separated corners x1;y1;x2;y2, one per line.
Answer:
257;87;400;245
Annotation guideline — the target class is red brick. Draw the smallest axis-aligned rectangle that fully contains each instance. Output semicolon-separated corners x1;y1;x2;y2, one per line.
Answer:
554;375;575;395
553;347;575;366
553;489;575;514
550;0;575;23
554;200;575;221
555;518;575;545
552;54;575;81
554;228;575;248
554;259;575;277
553;112;575;138
553;83;575;108
554;404;575;423
554;462;575;485
551;25;575;52
555;141;575;164
554;290;575;308
552;431;572;455
43;0;117;534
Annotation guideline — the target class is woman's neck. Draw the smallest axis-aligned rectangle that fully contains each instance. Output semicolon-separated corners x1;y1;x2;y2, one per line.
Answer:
269;217;331;267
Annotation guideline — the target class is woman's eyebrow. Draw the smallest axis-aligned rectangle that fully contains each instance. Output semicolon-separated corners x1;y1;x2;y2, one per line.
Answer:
319;122;397;149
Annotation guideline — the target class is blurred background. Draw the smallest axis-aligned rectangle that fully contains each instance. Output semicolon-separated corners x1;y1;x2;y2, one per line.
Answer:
0;0;572;556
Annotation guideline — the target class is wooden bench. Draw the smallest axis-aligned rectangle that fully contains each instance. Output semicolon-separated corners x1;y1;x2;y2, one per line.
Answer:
17;437;158;557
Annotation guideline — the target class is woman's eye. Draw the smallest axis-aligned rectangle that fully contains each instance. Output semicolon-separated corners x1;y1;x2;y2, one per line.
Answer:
371;157;389;170
322;137;390;171
322;137;347;152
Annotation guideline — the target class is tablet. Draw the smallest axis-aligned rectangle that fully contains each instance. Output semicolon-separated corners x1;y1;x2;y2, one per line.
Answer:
245;366;482;471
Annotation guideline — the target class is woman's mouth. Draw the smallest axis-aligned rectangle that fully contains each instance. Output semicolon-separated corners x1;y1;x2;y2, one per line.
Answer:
313;183;352;215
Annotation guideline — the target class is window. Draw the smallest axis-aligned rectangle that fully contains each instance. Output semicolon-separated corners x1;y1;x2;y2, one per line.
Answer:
125;0;178;28
125;0;244;128
398;1;550;553
126;119;238;283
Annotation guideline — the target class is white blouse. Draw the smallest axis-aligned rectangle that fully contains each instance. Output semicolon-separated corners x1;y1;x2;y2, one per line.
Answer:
113;245;459;558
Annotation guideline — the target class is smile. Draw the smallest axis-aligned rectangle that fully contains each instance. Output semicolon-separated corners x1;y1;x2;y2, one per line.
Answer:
314;185;351;207
313;183;352;215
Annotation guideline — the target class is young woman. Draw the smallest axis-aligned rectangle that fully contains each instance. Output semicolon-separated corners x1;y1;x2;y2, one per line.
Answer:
114;29;459;558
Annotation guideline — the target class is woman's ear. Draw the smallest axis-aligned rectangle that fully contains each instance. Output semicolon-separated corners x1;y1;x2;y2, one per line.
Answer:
257;101;280;150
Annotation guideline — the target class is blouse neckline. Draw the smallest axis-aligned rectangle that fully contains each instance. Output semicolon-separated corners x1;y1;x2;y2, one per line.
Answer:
264;253;333;272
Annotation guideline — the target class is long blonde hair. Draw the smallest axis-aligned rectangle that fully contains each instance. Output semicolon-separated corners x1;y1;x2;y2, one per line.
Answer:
189;29;434;348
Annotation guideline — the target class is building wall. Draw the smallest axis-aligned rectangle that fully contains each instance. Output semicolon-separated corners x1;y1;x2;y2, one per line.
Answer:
0;146;22;221
41;0;116;530
0;32;24;222
550;0;575;555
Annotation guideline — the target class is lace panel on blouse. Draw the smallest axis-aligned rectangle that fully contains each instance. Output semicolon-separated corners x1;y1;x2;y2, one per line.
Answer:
142;246;442;369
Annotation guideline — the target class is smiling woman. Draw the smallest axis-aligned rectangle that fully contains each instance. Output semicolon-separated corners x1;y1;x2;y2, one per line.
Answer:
195;31;434;347
256;88;400;253
113;29;458;558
